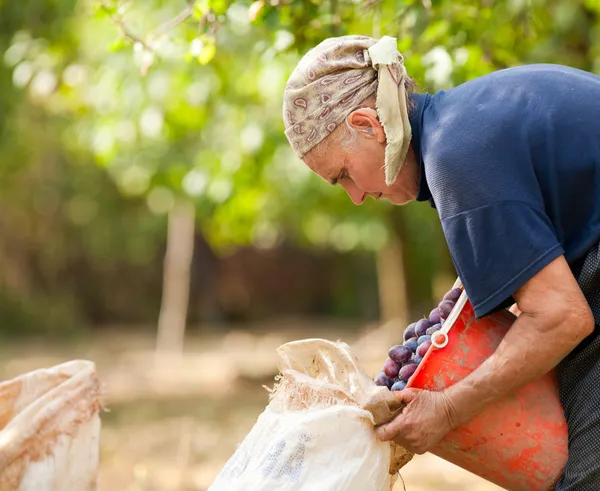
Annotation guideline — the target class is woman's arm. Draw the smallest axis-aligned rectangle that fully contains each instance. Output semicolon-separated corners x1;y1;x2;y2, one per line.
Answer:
443;255;594;428
376;256;594;453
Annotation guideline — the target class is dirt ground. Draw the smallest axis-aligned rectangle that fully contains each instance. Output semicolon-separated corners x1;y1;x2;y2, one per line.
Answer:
0;320;504;491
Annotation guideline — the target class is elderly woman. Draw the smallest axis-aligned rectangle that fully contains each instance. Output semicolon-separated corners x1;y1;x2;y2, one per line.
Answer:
282;35;600;490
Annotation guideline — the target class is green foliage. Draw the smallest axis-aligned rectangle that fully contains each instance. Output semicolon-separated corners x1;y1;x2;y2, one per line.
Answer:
10;0;596;255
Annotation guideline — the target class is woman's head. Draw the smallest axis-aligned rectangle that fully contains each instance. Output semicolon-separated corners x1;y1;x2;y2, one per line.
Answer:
282;35;419;205
303;99;420;205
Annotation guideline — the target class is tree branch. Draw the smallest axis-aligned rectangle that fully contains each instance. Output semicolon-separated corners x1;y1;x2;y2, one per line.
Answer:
100;1;149;49
101;0;197;51
151;4;194;39
361;0;381;12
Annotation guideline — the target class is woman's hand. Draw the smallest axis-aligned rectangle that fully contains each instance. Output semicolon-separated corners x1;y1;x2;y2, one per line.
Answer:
375;388;457;454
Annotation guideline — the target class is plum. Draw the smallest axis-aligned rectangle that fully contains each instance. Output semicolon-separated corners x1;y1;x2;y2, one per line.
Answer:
399;363;418;382
388;345;412;364
374;372;393;389
403;337;418;352
391;380;407;391
417;335;431;345
383;358;400;378
443;287;462;302
426;323;441;336
438;299;455;319
429;308;441;324
403;322;417;341
416;340;432;357
415;318;433;337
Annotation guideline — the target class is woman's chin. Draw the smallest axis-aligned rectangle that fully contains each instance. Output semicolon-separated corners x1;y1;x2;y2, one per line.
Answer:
385;194;410;205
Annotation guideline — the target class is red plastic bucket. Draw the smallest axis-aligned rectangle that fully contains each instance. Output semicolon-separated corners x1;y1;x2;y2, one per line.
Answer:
407;289;568;491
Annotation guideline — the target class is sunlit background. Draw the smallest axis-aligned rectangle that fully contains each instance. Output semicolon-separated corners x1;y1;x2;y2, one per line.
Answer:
0;0;596;489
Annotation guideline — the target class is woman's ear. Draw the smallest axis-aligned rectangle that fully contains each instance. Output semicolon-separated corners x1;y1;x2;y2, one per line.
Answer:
347;108;385;142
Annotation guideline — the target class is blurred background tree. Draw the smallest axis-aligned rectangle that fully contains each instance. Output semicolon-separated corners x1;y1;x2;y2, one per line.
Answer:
1;0;599;347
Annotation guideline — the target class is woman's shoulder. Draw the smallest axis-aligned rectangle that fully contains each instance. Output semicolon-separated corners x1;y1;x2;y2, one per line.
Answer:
421;64;600;163
449;64;600;98
426;64;600;129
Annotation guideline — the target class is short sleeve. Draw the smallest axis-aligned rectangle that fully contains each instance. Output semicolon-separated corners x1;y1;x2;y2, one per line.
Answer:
442;201;564;317
421;87;570;317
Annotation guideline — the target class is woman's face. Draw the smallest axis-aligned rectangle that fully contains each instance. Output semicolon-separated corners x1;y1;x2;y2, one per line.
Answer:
303;108;420;205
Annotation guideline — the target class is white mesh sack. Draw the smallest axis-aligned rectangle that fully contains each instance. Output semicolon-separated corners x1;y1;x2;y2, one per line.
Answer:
209;338;413;491
0;360;102;491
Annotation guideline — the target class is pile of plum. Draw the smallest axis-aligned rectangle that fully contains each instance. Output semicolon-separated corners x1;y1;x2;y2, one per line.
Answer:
374;287;462;391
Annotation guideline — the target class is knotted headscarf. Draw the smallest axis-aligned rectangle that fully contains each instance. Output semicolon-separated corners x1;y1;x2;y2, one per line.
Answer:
283;35;412;185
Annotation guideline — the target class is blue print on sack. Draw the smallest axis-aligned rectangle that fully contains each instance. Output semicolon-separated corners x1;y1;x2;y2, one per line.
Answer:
275;433;310;483
261;440;286;478
261;433;310;482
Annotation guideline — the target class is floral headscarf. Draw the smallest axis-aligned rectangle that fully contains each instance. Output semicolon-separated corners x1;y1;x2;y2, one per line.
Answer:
283;35;412;185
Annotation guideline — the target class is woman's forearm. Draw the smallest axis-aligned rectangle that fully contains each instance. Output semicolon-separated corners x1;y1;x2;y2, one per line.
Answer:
442;309;592;429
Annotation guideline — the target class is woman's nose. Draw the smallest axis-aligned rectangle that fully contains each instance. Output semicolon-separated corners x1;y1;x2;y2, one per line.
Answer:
341;181;366;205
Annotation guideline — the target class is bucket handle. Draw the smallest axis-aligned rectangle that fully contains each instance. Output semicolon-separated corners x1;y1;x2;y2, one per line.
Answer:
431;277;467;349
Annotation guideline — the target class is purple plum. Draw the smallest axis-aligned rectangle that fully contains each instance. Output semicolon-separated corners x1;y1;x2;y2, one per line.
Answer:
399;363;418;382
417;335;431;345
426;323;441;336
416;340;432;357
403;337;418;352
415;318;433;337
443;287;462;302
374;372;393;389
403;322;417;341
388;345;412;364
438;299;455;319
412;354;424;365
429;308;441;324
391;380;407;391
383;358;400;378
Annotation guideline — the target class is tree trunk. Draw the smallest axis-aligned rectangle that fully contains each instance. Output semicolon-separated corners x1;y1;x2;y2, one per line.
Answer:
376;208;411;328
339;210;409;367
376;229;409;327
354;211;409;361
156;200;196;354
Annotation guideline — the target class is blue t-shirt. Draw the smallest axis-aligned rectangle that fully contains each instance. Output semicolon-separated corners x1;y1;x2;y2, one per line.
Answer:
409;64;600;318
